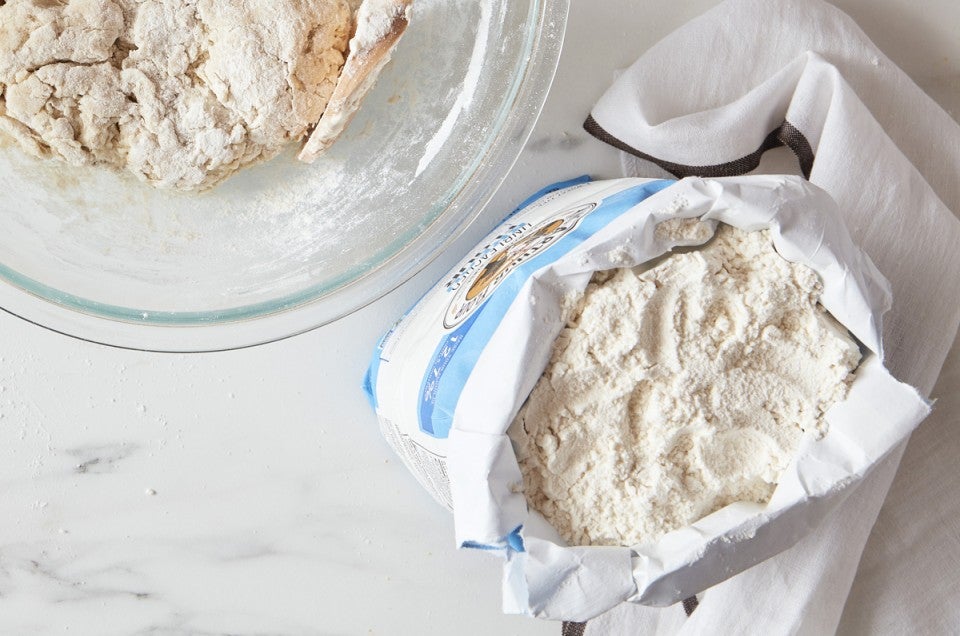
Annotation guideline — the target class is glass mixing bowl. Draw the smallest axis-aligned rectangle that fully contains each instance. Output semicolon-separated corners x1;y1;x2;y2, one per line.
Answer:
0;0;569;352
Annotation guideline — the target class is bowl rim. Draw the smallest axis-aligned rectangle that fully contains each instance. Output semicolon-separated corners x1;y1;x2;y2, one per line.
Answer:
0;0;570;352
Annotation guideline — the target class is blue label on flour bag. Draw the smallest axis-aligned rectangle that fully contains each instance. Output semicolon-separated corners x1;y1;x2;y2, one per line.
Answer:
363;325;393;410
416;178;674;439
417;311;480;436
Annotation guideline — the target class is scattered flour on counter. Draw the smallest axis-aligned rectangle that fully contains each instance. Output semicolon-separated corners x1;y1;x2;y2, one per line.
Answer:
508;224;862;547
0;0;352;190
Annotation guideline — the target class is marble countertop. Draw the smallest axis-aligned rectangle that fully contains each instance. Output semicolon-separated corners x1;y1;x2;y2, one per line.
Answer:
1;1;957;634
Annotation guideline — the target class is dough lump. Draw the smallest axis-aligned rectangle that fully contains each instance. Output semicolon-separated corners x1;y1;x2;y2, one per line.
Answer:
0;0;352;190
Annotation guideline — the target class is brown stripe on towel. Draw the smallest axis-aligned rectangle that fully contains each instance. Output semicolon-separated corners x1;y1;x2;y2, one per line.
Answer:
562;622;587;636
583;115;815;180
682;595;700;616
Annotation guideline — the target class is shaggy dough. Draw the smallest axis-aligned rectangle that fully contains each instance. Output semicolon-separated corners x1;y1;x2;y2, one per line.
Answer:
0;0;351;190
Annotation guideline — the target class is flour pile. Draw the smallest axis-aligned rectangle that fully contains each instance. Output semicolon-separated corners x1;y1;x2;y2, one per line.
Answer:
0;0;352;190
508;224;862;547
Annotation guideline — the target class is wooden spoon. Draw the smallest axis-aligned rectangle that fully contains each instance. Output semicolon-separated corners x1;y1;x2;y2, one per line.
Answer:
299;0;413;163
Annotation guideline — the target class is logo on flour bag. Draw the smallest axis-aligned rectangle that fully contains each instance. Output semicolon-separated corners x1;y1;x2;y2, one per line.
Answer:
441;202;597;329
414;178;674;439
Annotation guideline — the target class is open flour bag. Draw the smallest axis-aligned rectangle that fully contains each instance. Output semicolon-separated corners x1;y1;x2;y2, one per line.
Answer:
363;175;930;621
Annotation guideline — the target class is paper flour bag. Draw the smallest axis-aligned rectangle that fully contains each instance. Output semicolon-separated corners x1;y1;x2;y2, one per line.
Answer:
363;175;930;621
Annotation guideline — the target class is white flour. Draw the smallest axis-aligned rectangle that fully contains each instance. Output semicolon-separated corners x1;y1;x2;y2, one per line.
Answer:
509;224;862;547
352;0;409;49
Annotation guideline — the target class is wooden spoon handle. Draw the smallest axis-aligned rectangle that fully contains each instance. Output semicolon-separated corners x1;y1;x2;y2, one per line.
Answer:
299;0;413;163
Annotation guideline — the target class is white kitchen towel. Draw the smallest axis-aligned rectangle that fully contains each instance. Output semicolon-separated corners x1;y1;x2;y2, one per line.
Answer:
575;0;960;633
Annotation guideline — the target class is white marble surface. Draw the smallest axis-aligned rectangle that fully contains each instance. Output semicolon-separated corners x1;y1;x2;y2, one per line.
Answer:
1;1;957;634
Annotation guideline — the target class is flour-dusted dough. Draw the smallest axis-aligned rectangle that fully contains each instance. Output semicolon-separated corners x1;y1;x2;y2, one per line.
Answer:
0;0;351;190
